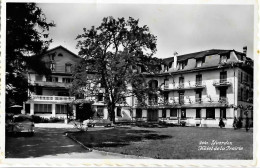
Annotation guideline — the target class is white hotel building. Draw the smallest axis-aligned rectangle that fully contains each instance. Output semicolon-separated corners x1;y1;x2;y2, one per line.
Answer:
23;46;253;128
132;48;253;128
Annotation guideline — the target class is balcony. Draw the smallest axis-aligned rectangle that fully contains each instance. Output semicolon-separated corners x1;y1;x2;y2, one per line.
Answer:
32;81;72;88
194;81;205;88
213;79;232;87
31;95;75;102
161;81;206;91
177;83;185;89
157;96;228;107
134;96;229;108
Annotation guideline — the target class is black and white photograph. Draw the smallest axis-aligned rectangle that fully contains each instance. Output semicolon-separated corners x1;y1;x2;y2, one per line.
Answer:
0;0;258;167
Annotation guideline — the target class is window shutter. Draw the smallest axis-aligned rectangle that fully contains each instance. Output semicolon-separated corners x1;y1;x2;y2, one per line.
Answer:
237;86;241;101
238;70;241;83
243;88;247;101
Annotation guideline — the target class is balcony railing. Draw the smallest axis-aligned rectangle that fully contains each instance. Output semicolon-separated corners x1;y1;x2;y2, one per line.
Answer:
161;81;206;91
177;83;184;89
213;79;232;87
134;96;228;107
195;98;203;103
31;95;75;102
32;81;72;88
161;97;227;106
194;81;205;87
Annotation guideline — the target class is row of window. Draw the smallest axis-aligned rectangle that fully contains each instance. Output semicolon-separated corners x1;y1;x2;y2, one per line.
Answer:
48;62;72;73
34;104;68;114
149;89;204;104
149;71;228;89
135;108;227;119
35;75;73;83
164;55;229;71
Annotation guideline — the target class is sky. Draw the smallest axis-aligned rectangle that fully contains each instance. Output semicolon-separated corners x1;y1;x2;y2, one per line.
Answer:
37;3;254;59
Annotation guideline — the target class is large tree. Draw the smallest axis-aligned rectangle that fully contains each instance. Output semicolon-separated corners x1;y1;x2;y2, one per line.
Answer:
6;3;54;107
72;16;161;123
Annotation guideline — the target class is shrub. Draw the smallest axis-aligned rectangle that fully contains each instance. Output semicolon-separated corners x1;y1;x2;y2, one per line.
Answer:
31;115;43;123
42;118;50;123
31;115;49;123
31;115;65;123
49;117;64;123
5;113;14;122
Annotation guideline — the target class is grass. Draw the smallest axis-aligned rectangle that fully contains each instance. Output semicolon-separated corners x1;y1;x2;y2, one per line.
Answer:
67;126;253;159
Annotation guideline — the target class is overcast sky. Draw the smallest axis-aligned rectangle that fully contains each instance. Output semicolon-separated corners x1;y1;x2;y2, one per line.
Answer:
37;3;254;59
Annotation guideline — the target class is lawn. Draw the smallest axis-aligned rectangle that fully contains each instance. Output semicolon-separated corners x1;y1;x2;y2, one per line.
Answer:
67;126;253;159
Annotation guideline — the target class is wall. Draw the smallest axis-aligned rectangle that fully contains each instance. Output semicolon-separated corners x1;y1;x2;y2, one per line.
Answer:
147;68;236;105
41;47;80;73
28;47;79;100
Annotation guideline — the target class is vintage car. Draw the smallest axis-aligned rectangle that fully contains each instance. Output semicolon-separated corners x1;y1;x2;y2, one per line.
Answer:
83;118;112;127
6;114;34;135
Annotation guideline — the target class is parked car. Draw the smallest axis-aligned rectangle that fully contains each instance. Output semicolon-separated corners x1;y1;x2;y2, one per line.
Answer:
6;114;35;136
83;118;112;127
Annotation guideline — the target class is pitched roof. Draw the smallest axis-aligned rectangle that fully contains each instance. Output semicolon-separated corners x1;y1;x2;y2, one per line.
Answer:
163;49;234;63
42;45;81;58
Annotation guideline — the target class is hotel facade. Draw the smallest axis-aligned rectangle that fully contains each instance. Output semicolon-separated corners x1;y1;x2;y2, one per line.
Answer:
132;49;253;128
23;46;253;128
24;46;79;118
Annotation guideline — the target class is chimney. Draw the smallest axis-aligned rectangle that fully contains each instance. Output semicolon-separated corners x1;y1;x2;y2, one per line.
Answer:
173;51;178;69
243;46;247;56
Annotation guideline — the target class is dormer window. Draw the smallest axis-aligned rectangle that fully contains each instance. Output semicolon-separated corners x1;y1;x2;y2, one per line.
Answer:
178;60;187;70
220;54;230;63
196;57;205;67
169;61;173;69
164;65;169;72
65;63;72;73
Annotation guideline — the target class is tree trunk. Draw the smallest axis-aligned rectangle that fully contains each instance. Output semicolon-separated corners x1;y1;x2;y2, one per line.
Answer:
108;102;116;124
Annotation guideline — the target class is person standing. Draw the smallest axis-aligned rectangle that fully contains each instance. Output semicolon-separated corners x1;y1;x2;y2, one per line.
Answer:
219;118;225;128
245;116;250;132
233;117;237;130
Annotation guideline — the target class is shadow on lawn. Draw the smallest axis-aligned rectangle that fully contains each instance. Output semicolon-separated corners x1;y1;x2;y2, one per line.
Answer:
67;127;172;148
6;128;92;158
